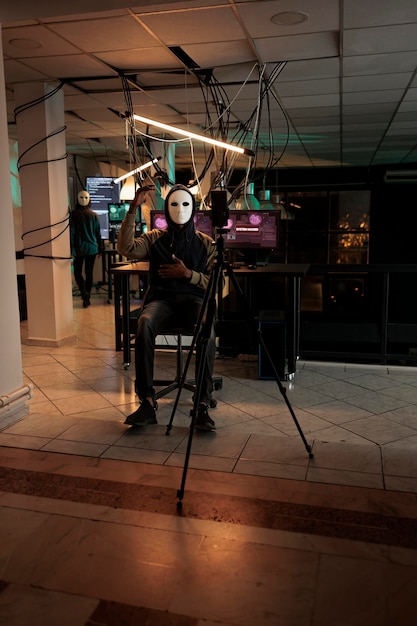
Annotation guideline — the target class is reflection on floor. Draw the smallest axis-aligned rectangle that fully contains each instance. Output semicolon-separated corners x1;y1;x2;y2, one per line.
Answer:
1;291;417;625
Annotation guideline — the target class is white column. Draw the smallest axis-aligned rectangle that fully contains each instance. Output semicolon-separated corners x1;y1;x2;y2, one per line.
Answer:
14;81;74;346
0;27;31;424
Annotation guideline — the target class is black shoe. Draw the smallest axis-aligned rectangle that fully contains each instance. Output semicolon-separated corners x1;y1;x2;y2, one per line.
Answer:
192;395;217;409
125;399;157;427
195;403;216;432
82;294;90;308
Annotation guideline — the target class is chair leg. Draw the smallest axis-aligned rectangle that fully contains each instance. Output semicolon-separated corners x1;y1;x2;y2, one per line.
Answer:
153;333;222;403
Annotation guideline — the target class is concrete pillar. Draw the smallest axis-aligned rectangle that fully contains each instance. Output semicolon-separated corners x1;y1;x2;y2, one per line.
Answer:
0;27;31;424
14;81;74;346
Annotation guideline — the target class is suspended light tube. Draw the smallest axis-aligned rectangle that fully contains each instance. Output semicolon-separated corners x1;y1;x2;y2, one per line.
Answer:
133;113;254;157
113;157;161;184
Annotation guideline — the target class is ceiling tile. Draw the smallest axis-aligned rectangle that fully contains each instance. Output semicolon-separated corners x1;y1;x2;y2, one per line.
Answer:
344;0;417;28
343;90;405;106
4;58;49;82
236;0;339;37
344;24;417;56
343;51;417;76
48;16;159;51
139;6;245;45
255;32;339;62
93;47;182;71
343;73;412;92
2;24;80;58
282;94;339;108
20;54;118;79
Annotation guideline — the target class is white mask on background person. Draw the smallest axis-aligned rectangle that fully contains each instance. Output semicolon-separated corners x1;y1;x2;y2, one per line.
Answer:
78;190;90;207
167;188;193;225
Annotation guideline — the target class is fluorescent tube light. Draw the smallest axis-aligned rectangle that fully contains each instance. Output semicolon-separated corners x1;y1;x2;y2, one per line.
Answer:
133;114;254;157
113;157;161;184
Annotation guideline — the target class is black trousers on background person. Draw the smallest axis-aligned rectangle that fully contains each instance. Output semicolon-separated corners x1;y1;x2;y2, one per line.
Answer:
73;254;97;307
134;294;215;406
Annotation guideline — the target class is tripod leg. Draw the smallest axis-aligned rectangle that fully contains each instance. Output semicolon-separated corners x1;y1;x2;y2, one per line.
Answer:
176;251;223;509
165;331;199;436
176;335;210;510
165;265;218;436
227;266;313;458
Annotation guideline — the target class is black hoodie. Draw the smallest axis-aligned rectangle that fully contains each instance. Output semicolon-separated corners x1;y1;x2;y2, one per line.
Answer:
117;184;216;301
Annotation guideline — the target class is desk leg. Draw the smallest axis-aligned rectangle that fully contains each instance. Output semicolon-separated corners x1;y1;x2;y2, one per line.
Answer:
108;272;113;303
121;273;131;368
286;276;301;378
114;274;122;352
101;254;106;290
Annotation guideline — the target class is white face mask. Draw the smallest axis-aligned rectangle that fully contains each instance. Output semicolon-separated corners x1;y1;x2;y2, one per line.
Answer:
78;190;90;207
167;189;193;225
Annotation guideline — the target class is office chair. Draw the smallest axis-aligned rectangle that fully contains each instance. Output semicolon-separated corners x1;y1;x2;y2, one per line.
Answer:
128;309;222;406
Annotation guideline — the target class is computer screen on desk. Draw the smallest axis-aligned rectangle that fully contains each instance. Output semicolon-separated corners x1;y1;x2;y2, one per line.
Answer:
108;203;143;243
108;202;140;224
150;209;279;262
150;210;214;238
223;210;279;249
86;177;121;240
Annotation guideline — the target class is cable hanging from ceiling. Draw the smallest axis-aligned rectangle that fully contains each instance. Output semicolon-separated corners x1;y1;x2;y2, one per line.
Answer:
116;58;289;198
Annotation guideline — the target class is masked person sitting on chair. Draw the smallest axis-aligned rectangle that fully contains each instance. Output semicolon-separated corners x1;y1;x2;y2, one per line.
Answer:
117;183;217;431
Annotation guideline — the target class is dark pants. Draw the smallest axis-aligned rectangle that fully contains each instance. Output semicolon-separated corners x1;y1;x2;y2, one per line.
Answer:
134;295;215;405
73;254;97;297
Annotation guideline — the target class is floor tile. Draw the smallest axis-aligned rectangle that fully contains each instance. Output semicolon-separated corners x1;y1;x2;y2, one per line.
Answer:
2;294;417;626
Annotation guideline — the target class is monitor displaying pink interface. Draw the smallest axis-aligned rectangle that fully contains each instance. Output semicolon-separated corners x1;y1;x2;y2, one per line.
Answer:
150;210;214;238
224;210;279;249
150;209;279;250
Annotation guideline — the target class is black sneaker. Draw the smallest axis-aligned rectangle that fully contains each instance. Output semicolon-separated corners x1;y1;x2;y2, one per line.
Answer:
125;399;157;427
195;403;216;432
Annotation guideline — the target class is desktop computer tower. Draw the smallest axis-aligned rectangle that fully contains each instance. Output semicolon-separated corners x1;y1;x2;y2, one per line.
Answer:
258;319;286;380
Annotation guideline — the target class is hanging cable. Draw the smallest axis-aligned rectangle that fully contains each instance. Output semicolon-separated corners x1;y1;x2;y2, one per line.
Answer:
14;82;65;119
17;126;67;171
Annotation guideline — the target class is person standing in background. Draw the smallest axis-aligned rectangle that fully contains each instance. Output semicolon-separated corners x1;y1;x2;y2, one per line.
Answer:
70;190;103;308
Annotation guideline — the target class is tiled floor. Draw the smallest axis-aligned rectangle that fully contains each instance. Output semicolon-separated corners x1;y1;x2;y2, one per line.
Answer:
1;289;417;625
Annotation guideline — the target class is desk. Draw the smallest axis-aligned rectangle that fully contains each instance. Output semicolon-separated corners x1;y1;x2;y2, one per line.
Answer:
110;262;310;375
224;263;310;377
110;262;149;366
100;249;125;302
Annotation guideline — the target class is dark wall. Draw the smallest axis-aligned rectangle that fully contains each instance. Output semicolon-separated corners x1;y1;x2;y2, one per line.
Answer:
228;164;417;265
370;183;417;263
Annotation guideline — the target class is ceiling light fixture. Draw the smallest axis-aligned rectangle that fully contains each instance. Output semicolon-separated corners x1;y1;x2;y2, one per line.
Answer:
113;157;161;184
271;11;308;25
132;113;254;157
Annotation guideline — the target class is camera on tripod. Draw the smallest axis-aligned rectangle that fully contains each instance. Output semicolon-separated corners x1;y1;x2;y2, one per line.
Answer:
209;189;229;229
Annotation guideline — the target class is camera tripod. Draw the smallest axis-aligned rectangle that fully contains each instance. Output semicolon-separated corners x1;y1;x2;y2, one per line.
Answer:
165;229;313;512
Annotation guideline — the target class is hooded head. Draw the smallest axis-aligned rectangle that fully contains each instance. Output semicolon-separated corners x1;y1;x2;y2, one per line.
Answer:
77;190;91;208
164;184;195;230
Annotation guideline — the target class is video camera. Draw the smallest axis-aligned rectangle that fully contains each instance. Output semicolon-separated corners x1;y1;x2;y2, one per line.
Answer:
210;189;229;229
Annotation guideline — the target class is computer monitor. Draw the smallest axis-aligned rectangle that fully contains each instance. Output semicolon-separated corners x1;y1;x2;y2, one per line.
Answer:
95;211;109;240
224;210;279;249
86;177;121;240
150;210;214;239
86;177;121;211
108;202;140;224
108;202;142;242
